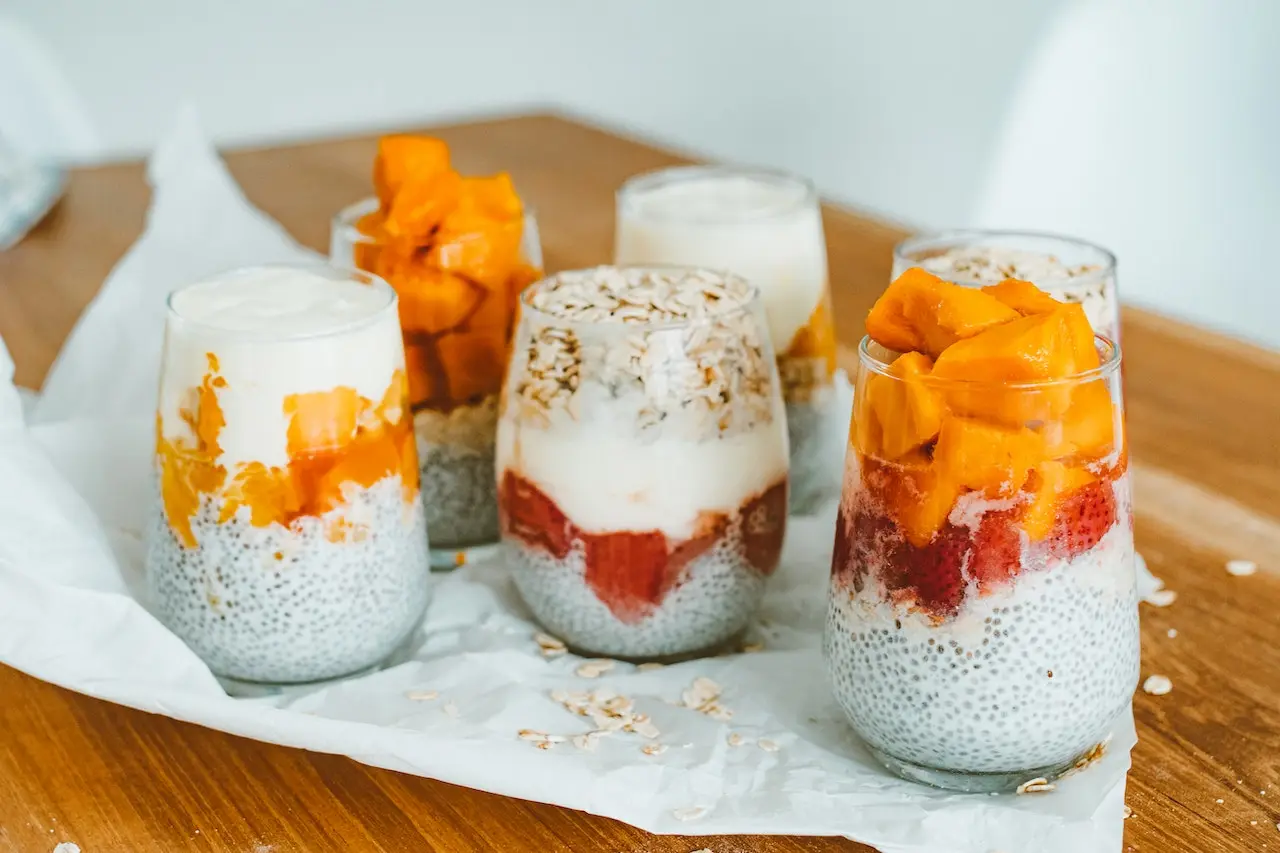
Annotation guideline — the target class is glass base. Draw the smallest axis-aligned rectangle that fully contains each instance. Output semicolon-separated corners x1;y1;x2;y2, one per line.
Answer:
561;627;746;665
430;541;501;572
866;744;1077;794
214;626;425;698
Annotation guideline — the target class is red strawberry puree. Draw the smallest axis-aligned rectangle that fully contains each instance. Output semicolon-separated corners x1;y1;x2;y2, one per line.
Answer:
500;470;786;654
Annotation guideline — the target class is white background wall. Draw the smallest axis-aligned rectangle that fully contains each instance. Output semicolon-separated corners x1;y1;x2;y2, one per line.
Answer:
6;0;1280;347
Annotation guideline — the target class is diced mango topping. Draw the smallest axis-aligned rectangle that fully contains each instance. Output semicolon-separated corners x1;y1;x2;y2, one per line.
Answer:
355;136;542;413
866;267;1019;358
856;269;1123;546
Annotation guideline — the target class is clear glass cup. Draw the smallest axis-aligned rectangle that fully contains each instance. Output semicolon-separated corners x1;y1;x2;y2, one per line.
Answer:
333;198;543;569
145;264;431;692
497;265;790;660
825;334;1138;793
893;230;1121;343
614;166;837;515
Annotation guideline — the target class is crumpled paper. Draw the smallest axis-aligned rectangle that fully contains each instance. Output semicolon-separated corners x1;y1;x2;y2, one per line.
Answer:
0;108;1140;853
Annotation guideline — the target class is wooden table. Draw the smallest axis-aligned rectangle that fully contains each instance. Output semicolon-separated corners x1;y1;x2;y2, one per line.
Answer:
1;113;1277;853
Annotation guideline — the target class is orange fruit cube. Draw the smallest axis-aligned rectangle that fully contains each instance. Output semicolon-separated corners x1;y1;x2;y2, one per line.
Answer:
981;278;1063;315
867;268;1019;358
284;387;361;455
438;329;508;404
384;169;463;240
1044;379;1117;461
1021;461;1098;541
396;267;486;336
373;136;451;207
864;351;945;460
934;415;1043;497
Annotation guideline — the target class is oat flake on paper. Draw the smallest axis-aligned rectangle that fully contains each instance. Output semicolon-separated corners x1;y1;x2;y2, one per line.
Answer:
0;107;1139;853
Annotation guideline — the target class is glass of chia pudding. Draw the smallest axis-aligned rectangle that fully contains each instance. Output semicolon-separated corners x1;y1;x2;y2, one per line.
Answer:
894;230;1120;343
615;166;838;515
497;266;790;660
145;264;431;692
826;267;1139;793
332;134;543;570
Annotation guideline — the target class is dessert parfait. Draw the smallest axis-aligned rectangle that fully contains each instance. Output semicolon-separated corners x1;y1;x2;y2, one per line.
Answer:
145;265;430;689
615;166;839;514
894;230;1121;342
825;268;1138;792
497;266;789;659
332;135;543;568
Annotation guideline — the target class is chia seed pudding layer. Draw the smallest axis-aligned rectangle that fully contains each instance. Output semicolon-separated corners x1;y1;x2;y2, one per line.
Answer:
824;513;1139;776
147;475;431;685
414;396;500;553
916;245;1120;342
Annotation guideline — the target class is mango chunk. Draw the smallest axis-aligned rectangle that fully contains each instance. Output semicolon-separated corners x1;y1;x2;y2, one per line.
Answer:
981;278;1063;315
373;136;451;207
1021;461;1098;541
867;267;1019;358
453;173;524;221
1060;302;1102;373
284;387;361;455
864;351;945;460
430;214;524;290
384;169;463;240
785;294;839;379
437;330;508;404
396;267;486;336
934;415;1043;497
1044;379;1117;461
894;452;962;547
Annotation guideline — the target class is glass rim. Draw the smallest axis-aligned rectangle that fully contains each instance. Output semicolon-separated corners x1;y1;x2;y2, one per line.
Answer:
332;196;538;248
616;164;818;224
857;333;1122;390
518;264;765;332
166;262;398;343
893;229;1117;289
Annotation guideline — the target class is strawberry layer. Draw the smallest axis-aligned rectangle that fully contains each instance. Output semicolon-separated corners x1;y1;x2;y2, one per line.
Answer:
499;469;786;624
832;458;1131;621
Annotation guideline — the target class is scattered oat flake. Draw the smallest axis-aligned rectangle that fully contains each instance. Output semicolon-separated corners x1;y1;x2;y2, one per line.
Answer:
535;632;567;657
691;849;713;853
1167;628;1178;638
1226;559;1258;577
637;661;665;672
442;700;460;717
742;642;765;653
758;738;780;753
672;805;708;821
1143;675;1173;696
1016;777;1056;794
642;742;668;756
575;659;616;678
1059;737;1110;778
573;731;607;751
1123;804;1133;819
1147;588;1177;607
406;689;438;701
53;846;80;853
1217;798;1225;804
727;732;745;747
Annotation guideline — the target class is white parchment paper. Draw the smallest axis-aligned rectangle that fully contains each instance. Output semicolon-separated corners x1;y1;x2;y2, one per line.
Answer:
0;109;1138;853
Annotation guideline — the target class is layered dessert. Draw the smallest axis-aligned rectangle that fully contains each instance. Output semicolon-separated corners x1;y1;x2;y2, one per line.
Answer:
146;266;430;687
333;135;542;566
615;166;838;514
895;231;1121;342
825;268;1138;792
497;266;789;659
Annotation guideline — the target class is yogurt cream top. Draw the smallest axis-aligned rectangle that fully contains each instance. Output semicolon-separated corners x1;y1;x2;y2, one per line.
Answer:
160;265;404;470
615;170;828;354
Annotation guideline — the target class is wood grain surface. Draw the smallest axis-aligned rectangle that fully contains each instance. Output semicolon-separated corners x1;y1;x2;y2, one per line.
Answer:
1;113;1277;853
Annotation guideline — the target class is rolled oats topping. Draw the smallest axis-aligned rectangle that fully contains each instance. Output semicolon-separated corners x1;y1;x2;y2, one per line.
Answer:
919;247;1102;287
513;266;777;437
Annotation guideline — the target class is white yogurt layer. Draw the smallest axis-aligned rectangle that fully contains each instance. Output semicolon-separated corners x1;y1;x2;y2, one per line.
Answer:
496;405;788;541
160;266;404;469
615;171;828;353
